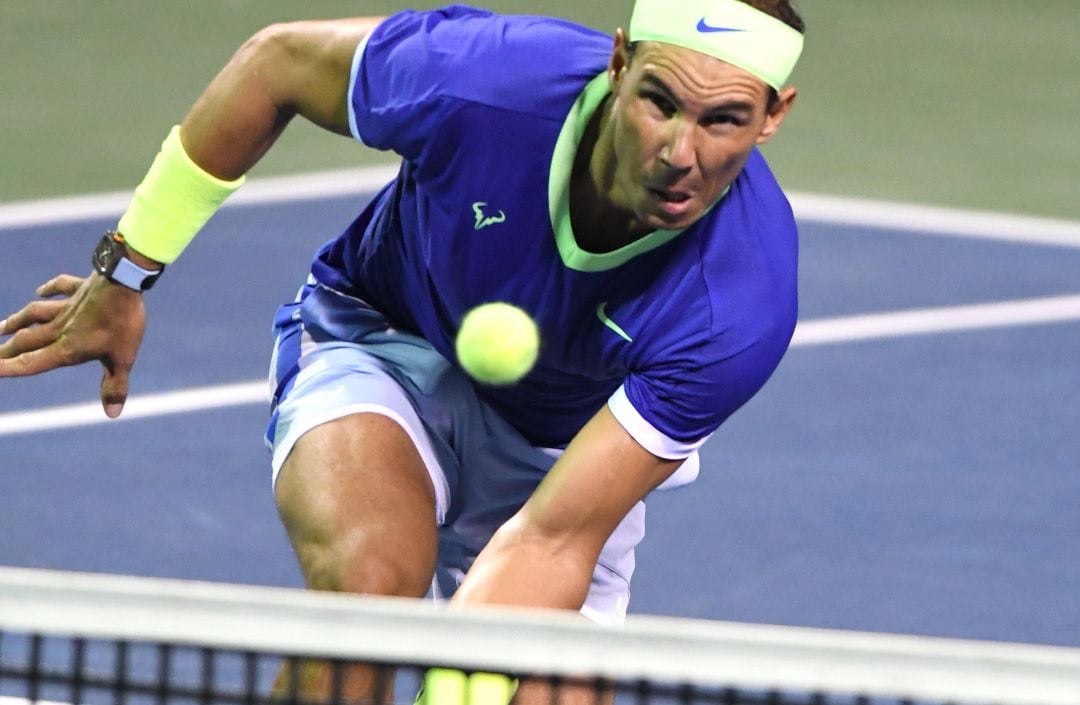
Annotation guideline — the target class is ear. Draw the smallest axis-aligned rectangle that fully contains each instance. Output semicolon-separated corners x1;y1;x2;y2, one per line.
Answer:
608;28;631;90
755;86;797;145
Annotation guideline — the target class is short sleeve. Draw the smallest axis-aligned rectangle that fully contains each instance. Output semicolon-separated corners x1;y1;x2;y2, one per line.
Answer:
348;7;482;158
610;323;793;460
608;151;799;460
347;7;610;160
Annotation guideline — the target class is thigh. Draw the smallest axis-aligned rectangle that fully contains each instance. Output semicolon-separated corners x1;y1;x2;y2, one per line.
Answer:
275;411;439;597
268;328;453;597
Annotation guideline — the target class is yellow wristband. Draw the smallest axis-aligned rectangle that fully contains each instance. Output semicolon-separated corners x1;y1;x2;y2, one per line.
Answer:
420;668;518;705
117;125;244;264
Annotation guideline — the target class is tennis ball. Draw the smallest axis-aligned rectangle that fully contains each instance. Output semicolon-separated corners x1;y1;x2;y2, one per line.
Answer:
422;669;517;705
455;302;539;385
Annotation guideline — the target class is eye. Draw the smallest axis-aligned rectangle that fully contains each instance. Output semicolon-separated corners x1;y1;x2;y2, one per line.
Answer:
703;114;746;128
642;91;677;117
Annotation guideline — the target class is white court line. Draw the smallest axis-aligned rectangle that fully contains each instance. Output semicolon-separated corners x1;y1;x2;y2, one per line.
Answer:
0;382;267;436
0;165;400;231
790;293;1080;346
1;294;1078;438
1;165;1080;247
788;192;1080;249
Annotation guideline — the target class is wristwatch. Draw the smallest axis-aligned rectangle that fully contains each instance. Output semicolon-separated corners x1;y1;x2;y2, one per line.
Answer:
92;231;164;291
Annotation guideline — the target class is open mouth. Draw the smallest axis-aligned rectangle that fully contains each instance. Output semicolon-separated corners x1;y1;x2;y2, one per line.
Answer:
648;188;691;204
647;187;695;219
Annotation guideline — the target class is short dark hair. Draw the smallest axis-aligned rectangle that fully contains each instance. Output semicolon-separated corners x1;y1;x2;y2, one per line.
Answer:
715;0;804;109
738;0;805;34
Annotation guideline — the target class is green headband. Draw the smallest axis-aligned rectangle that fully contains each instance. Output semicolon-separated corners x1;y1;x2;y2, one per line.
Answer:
629;0;804;90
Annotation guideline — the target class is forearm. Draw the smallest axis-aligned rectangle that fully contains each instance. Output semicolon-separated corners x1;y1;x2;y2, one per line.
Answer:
178;30;292;182
452;407;681;612
451;513;600;610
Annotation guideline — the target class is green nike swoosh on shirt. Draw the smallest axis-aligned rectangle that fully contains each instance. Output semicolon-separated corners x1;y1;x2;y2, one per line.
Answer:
596;302;633;343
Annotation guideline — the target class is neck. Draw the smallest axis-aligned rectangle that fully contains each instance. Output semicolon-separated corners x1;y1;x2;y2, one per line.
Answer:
568;96;650;253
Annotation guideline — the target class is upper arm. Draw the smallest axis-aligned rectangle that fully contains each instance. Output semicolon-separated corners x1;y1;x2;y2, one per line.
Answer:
255;17;385;136
179;17;383;179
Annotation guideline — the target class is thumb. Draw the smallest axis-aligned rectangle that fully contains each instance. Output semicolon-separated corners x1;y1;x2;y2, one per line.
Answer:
101;363;131;419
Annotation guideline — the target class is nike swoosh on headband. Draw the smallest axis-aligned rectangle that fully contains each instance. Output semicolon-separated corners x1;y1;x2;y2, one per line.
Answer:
696;18;747;33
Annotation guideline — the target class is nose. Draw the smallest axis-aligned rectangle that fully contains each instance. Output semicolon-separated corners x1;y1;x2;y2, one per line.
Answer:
659;119;695;173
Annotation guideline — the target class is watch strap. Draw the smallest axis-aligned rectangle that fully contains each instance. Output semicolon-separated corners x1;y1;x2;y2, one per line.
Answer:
110;255;162;291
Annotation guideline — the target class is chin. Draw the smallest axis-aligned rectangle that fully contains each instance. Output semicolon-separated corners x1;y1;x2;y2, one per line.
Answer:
649;206;707;231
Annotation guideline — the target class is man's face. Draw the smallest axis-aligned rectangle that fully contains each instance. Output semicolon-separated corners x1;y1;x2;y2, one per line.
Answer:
606;37;795;232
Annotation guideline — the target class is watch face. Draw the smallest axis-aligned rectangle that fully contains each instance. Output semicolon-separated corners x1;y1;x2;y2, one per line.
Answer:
92;232;163;290
93;234;121;275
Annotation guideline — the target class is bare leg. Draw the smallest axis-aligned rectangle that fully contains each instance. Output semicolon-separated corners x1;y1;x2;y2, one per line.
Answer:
273;412;439;703
514;668;615;705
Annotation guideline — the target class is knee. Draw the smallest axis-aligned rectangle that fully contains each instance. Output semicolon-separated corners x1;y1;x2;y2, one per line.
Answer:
276;476;435;598
291;527;434;598
273;414;439;599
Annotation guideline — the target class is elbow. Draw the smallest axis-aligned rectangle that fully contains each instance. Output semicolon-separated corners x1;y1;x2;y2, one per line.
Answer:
227;22;307;110
226;19;361;134
248;19;319;53
233;22;292;79
211;28;281;126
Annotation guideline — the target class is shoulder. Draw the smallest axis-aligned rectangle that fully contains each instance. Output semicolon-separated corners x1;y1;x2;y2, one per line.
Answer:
373;6;609;53
672;149;799;351
621;153;799;438
729;148;799;239
363;6;612;112
351;6;613;154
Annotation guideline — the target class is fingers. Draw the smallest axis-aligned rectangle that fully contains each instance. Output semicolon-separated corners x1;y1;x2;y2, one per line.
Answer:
0;274;90;372
0;299;85;376
100;363;131;418
0;321;66;361
1;274;82;335
0;300;66;336
37;274;85;298
0;344;76;378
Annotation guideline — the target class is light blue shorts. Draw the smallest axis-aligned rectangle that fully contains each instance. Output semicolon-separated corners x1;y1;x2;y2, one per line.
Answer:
265;282;643;623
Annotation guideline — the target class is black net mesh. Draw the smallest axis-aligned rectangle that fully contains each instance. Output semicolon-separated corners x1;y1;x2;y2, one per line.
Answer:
0;631;975;705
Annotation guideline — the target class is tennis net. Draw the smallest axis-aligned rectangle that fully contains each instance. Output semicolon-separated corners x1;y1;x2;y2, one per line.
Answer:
1;567;1079;705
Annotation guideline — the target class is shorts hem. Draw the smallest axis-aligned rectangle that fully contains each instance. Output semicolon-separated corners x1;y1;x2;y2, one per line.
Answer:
270;403;451;524
579;602;627;625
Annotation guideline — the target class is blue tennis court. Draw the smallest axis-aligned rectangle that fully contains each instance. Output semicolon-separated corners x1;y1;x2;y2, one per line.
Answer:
2;180;1078;648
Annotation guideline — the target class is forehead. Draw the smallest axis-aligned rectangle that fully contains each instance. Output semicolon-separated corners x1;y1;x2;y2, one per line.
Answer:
626;40;770;105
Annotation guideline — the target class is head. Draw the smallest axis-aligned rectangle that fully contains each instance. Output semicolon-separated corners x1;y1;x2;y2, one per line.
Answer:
602;0;803;232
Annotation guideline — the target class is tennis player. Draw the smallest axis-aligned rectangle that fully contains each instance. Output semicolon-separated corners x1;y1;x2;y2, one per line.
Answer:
1;0;804;701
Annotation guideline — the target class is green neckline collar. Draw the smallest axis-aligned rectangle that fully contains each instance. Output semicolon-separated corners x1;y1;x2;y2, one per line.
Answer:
547;72;689;273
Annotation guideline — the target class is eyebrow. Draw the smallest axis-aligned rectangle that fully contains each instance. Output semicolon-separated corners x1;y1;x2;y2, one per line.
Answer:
640;74;756;115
